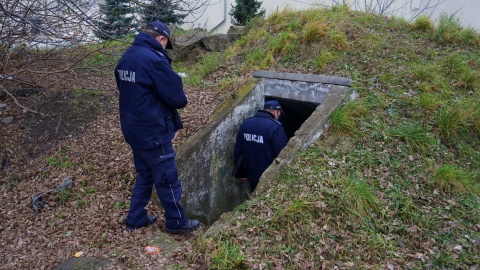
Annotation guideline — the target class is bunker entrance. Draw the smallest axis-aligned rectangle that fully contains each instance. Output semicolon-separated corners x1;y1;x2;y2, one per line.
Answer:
266;96;319;140
174;71;353;225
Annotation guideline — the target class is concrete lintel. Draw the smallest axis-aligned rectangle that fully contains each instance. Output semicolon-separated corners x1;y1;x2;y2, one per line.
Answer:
253;70;352;87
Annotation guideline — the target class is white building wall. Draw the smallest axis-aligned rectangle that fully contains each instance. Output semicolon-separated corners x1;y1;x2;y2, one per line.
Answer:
428;0;480;29
181;0;480;34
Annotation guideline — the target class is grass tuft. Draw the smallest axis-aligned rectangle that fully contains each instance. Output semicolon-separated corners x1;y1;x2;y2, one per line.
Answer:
433;13;480;45
436;105;468;143
302;22;327;43
412;15;435;32
210;240;248;269
336;176;379;220
326;29;349;50
197;52;221;77
314;50;338;69
327;106;356;136
431;165;479;195
391;121;436;152
269;31;299;56
418;92;441;114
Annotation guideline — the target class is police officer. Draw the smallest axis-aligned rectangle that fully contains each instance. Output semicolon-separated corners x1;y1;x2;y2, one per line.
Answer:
115;21;199;234
234;100;288;191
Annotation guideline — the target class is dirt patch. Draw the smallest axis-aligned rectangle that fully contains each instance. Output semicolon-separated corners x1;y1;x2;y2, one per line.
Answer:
1;87;113;159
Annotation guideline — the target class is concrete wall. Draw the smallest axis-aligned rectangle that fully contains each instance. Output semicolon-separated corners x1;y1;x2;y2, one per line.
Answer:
175;79;261;225
175;71;353;225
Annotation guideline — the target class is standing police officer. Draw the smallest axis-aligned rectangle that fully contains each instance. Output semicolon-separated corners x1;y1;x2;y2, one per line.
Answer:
234;100;289;191
115;21;199;234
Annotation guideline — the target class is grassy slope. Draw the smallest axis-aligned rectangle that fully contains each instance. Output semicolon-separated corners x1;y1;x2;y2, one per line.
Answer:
178;6;480;269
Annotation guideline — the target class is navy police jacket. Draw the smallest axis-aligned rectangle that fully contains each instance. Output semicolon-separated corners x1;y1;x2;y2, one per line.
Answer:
115;32;187;149
234;110;288;183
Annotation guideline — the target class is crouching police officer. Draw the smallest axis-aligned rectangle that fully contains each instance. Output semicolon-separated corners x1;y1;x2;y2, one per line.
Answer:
115;21;199;234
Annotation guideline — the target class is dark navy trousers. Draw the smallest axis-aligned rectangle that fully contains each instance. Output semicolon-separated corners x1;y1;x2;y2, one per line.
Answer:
126;142;187;229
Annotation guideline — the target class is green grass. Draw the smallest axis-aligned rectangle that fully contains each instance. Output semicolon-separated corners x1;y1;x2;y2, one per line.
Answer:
55;189;73;205
327;105;356;136
197;52;221;77
431;165;479;195
210;240;248;269
302;21;327;43
313;50;338;69
184;6;480;269
335;176;380;219
16;3;464;268
412;15;435;32
432;13;480;45
46;156;73;168
391;121;436;152
436;104;469;144
15;7;473;268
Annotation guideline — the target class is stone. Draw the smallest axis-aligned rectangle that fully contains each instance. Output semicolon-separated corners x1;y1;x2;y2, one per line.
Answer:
148;233;181;255
0;103;6;111
52;257;112;270
2;116;13;124
227;26;247;42
201;34;228;52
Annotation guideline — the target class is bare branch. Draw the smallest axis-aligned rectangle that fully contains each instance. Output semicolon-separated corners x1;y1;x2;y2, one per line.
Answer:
0;0;211;113
0;85;43;116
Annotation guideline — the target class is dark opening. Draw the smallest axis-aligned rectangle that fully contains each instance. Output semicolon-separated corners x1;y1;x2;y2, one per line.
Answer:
265;96;319;139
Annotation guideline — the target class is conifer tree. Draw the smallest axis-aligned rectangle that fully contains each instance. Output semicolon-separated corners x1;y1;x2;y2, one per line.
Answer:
95;0;135;40
140;0;186;25
229;0;266;26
